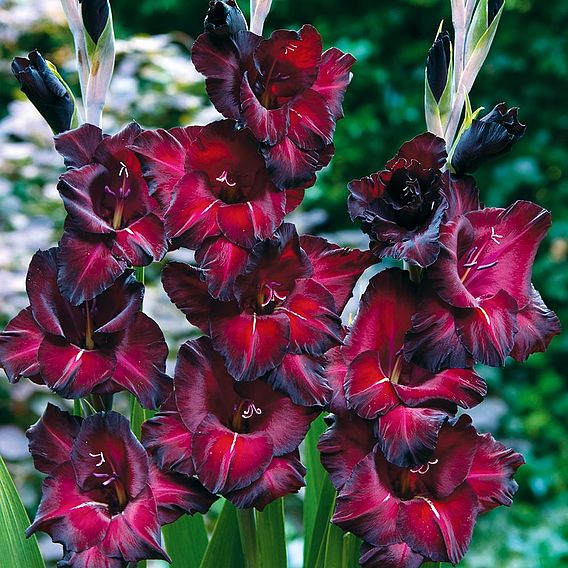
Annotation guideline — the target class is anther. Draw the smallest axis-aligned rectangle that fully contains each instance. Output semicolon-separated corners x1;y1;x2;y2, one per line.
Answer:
89;451;106;467
490;226;503;244
216;170;237;187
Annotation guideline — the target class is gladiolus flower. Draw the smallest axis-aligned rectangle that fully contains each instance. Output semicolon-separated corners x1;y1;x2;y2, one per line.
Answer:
54;122;167;305
192;25;354;188
0;248;170;408
142;337;315;508
348;133;449;267
26;406;215;566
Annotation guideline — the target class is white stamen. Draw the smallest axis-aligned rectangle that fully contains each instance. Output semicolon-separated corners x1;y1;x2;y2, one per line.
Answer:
283;43;298;55
89;451;106;467
216;170;237;187
490;226;503;244
119;161;129;178
241;402;262;419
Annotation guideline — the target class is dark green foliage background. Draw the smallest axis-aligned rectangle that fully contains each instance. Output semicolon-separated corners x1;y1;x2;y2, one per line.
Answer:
0;0;566;565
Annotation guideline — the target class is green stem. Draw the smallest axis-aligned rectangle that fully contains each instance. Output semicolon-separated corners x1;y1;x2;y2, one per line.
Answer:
134;266;145;286
237;508;258;568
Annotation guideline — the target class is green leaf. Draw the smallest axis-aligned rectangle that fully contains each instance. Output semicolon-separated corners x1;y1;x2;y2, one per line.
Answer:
302;413;327;562
342;532;361;568
0;455;45;568
424;72;444;137
129;394;149;440
237;507;257;568
304;474;335;568
200;500;244;568
323;517;344;568
256;498;287;568
163;514;209;568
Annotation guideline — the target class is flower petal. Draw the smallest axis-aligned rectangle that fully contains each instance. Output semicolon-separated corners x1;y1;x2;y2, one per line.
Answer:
0;307;43;382
360;542;425;568
54;123;104;168
196;237;251;300
510;286;561;361
300;235;376;313
265;353;332;407
110;312;171;409
397;485;480;564
311;47;356;120
287;89;335;150
441;173;480;222
192;414;273;493
376;406;446;468
344;351;399;419
395;132;447;170
112;214;167;266
58;547;125;568
57;229;128;305
333;452;400;547
226;451;306;510
26;403;82;475
38;337;115;398
161;262;213;334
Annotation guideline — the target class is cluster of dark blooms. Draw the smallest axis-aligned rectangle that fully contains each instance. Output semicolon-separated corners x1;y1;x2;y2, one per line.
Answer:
1;1;561;567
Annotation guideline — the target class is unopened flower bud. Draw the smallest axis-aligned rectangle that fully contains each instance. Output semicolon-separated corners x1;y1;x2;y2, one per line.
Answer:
426;30;451;103
452;103;526;174
79;0;110;44
204;0;248;39
11;50;75;134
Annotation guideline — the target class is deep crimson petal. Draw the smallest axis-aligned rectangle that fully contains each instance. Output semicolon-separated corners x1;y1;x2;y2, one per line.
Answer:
333;452;400;547
393;367;486;409
0;307;43;382
54;123;104;168
300;235;376;313
325;346;349;414
165;172;221;247
441;173;481;222
347;172;384;221
344;351;399;419
216;202;256;246
26;403;82;475
240;73;289;145
26;462;110;551
345;268;417;365
265;353;332;407
71;411;149;499
111;313;171;409
195;237;251;300
287;89;335;150
285;186;306;213
376;406;446;468
192;414;273;493
262;137;334;190
148;464;216;524
91;122;143;171
92;270;144;334
129;126;199;205
311;47;356;120
510;286;561;361
397;485;480;564
280;278;343;355
395;132;447;170
161;262;212;333
467;431;524;513
455;290;519;367
58;547;125;568
58;229;128;305
99;486;167;562
210;308;290;381
112;214;167;266
38;337;115;398
58;164;114;233
226;451;306;510
404;292;474;372
142;409;195;477
26;248;83;338
318;413;376;491
360;542;425;568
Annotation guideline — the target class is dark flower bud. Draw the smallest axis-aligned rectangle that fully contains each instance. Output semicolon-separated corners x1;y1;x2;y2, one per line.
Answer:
426;30;451;103
11;50;75;134
452;102;526;174
204;0;248;39
488;0;505;26
79;0;110;44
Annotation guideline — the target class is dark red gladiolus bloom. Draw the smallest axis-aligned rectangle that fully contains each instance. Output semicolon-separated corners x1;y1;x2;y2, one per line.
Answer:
192;25;354;188
162;224;375;403
0;248;170;408
142;337;315;508
339;268;486;467
348;133;450;267
331;415;524;566
404;200;559;371
27;405;215;565
54;122;167;305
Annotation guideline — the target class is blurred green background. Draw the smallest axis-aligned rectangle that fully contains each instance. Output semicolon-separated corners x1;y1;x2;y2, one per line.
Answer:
0;0;566;566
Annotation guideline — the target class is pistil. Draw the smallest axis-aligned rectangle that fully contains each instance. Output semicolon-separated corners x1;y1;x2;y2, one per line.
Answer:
230;399;262;433
85;300;95;350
